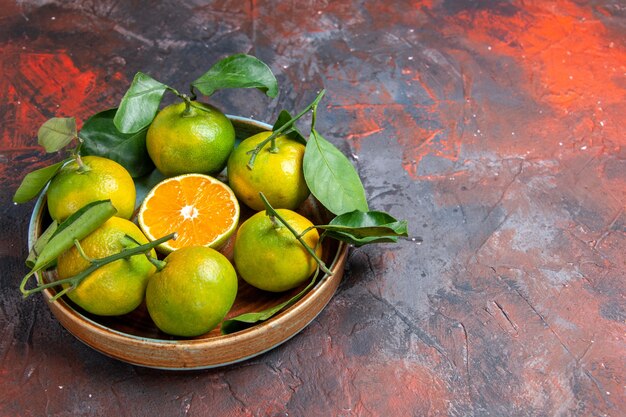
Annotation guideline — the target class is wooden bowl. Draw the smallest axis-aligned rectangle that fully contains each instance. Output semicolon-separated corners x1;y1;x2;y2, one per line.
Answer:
27;116;348;370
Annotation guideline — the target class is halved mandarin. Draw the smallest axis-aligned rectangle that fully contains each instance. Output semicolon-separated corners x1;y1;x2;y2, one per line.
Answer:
137;174;240;253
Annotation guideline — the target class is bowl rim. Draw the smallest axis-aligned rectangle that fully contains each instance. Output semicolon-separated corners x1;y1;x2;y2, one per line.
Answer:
27;115;348;370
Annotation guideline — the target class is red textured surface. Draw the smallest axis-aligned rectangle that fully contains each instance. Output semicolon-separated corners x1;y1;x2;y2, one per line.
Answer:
1;1;625;416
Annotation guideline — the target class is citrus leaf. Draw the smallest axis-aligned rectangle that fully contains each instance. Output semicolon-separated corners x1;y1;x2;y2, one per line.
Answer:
324;231;401;246
273;110;306;144
114;72;168;134
26;220;58;269
318;210;408;246
20;200;117;298
13;159;70;203
327;210;408;234
192;54;278;98
221;267;320;334
81;108;154;177
38;117;77;152
303;129;369;215
29;200;117;274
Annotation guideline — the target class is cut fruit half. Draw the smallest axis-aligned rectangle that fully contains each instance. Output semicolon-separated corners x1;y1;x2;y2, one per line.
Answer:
138;174;240;253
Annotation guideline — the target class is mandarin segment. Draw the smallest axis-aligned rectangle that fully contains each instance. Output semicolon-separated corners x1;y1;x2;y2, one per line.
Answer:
138;174;239;253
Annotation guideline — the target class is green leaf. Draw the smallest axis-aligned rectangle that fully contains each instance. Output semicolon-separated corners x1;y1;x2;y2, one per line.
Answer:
303;129;369;215
328;210;408;232
38;117;77;152
191;54;278;98
13;159;70;203
114;72;168;134
273;110;306;145
26;220;59;269
324;231;401;246
20;200;117;297
319;210;409;246
32;200;117;271
221;267;320;334
81;108;154;177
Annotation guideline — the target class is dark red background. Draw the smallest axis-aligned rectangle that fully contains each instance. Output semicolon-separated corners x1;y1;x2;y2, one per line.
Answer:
1;1;624;416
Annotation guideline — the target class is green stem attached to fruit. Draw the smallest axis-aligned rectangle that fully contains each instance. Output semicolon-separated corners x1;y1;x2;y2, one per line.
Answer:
69;134;90;173
146;255;167;271
259;193;333;275
297;225;316;239
73;238;94;263
121;235;168;271
163;86;196;118
268;213;281;229
246;89;326;169
20;232;176;301
180;94;195;117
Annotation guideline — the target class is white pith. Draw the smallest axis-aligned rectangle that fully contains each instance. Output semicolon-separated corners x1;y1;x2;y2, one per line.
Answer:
180;204;199;220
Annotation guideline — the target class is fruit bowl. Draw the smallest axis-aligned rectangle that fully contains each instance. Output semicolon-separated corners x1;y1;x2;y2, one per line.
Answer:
27;116;348;370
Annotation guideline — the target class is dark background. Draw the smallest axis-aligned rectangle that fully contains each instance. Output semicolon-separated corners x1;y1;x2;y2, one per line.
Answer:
1;1;625;416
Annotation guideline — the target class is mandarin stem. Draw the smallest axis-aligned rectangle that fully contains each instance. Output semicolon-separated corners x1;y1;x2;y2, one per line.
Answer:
146;255;167;271
165;86;194;117
21;233;176;299
246;89;326;169
259;193;333;275
269;136;278;153
166;86;182;97
73;239;94;263
268;214;281;229
297;226;316;239
181;95;193;117
74;135;84;157
75;153;89;173
49;284;76;302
